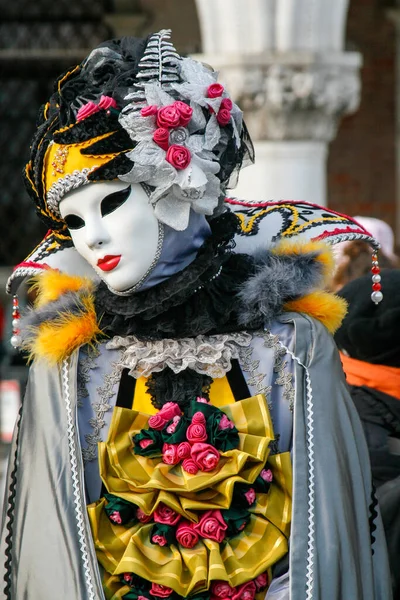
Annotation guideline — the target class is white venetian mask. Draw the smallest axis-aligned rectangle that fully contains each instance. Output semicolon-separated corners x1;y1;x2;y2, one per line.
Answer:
59;181;162;293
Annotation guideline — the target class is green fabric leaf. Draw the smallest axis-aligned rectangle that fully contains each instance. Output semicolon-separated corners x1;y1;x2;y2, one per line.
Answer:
206;411;239;451
133;429;163;456
222;506;250;536
162;416;191;444
150;523;176;547
104;494;137;525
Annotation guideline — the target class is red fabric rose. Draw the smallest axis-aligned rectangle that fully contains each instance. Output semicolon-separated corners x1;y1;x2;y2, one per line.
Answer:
192;411;206;425
139;438;155;449
260;468;273;482
109;511;122;524
150;584;174;598
232;581;256;600
177;442;192;460
207;83;224;98
182;458;199;475
157;105;181;128
255;573;269;591
154;502;181;526
194;509;227;543
216;109;231;126
98;95;117;110
191;443;220;472
152;534;167;547
211;581;236;598
220;98;233;111
218;414;234;430
76;101;100;121
196;397;210;404
166;416;181;434
176;520;199;548
162;443;180;465
166;145;191;170
174;100;193;126
153;127;170;151
158;402;182;421
244;488;256;506
148;414;168;430
186;421;207;443
136;508;152;524
141;105;158;117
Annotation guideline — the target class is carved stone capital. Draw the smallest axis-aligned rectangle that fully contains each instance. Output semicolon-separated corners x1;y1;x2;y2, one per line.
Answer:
194;52;362;142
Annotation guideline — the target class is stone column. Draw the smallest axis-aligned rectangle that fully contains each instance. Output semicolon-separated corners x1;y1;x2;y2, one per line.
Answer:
194;0;362;205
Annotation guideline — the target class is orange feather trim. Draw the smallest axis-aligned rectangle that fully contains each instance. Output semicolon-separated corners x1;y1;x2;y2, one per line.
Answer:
284;290;348;334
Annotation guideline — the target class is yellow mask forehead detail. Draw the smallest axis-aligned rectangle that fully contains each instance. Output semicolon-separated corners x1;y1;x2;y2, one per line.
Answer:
43;131;121;216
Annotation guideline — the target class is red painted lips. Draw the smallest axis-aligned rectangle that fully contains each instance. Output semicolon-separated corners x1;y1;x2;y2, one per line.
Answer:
97;255;121;272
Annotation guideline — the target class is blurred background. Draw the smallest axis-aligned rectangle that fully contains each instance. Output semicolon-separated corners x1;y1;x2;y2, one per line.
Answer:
0;0;400;471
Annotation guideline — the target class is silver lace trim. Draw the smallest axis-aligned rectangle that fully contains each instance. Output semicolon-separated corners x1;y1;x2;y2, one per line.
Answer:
62;358;96;599
239;330;295;412
76;346;100;407
81;356;124;464
106;332;253;379
46;168;95;217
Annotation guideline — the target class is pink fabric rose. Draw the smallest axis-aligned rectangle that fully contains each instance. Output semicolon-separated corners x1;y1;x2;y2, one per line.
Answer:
154;502;181;526
150;583;174;598
191;443;220;472
139;438;155;449
166;145;191;170
158;402;181;421
244;488;256;506
176;520;199;548
157;105;181;128
148;414;168;430
136;508;152;523
76;101;100;121
186;421;207;443
98;95;117;110
109;511;122;524
152;534;167;546
182;458;199;474
220;98;233;111
153;127;170;151
138;596;149;600
211;581;236;598
232;581;256;600
174;100;193;126
255;573;269;591
177;441;192;460
123;572;134;584
218;414;234;430
166;415;181;434
196;397;210;404
162;443;180;465
207;83;224;98
216;109;231;126
260;468;273;482
141;105;158;117
194;509;227;543
192;411;206;424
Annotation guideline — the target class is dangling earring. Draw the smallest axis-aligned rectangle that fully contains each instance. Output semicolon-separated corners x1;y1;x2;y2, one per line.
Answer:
10;295;21;348
371;250;383;305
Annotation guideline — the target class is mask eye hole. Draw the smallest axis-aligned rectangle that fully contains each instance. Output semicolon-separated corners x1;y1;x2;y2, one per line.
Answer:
101;185;131;217
64;214;85;230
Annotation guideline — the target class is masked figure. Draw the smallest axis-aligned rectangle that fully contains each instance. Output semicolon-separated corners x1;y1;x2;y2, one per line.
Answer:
0;31;392;600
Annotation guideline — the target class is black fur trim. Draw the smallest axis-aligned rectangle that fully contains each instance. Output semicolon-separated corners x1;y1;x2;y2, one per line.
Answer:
88;153;134;182
80;129;134;155
146;368;212;410
53;110;120;145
